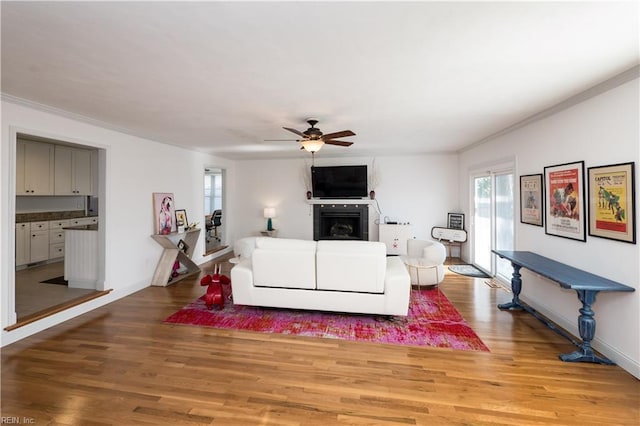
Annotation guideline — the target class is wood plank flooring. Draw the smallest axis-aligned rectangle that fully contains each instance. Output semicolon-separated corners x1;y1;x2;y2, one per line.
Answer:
2;258;638;425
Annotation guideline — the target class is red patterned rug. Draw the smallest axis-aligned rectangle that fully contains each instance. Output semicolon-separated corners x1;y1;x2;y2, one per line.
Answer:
164;286;489;352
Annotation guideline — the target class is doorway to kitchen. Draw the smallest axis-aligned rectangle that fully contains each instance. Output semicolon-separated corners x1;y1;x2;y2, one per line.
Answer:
10;131;107;328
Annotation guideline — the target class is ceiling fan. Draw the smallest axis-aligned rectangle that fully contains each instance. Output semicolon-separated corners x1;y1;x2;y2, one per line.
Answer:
266;119;355;153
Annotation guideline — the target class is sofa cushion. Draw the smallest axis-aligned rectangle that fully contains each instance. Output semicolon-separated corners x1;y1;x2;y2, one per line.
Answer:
316;240;386;293
252;238;317;289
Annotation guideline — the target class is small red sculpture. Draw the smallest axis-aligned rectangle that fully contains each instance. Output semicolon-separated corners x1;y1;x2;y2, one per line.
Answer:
200;264;231;310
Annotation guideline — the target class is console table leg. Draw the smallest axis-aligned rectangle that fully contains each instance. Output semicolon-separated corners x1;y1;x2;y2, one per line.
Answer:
559;290;614;365
498;263;523;310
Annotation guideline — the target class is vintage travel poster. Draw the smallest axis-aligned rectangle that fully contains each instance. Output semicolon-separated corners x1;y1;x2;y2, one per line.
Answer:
544;161;585;241
588;162;636;243
520;174;543;226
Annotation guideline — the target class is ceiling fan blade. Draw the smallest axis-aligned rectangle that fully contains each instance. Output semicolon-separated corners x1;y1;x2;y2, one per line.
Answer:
324;140;353;147
321;130;355;140
283;127;306;137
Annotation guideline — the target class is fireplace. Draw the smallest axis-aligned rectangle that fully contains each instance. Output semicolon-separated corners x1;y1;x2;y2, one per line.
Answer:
313;204;369;241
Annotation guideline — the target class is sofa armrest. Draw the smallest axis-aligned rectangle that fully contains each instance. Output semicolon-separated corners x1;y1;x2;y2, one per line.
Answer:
383;257;411;315
230;259;254;305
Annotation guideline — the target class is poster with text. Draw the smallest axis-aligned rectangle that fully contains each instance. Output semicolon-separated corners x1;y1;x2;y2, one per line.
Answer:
588;162;636;244
544;161;585;241
520;174;543;226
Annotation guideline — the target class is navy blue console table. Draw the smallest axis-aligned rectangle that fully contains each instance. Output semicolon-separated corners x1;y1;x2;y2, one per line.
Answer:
492;250;635;365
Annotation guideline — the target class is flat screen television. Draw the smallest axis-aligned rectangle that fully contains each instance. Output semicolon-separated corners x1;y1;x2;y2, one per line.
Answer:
311;165;368;198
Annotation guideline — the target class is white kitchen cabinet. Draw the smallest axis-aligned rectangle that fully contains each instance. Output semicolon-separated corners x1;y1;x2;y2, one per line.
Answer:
49;219;69;261
29;221;50;263
16;140;55;195
15;223;31;266
54;146;93;195
378;224;412;256
68;216;98;227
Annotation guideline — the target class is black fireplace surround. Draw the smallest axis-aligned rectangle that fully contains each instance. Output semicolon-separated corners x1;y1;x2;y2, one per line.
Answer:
313;204;369;241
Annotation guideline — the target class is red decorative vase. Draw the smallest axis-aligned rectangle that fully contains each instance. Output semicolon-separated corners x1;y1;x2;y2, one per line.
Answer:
369;190;375;199
306;190;312;200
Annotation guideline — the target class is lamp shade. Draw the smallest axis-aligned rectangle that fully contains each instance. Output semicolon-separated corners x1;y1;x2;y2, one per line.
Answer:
300;140;324;153
263;207;276;218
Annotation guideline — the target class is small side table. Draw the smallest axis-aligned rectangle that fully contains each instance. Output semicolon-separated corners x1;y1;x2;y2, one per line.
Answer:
403;257;441;305
260;229;278;237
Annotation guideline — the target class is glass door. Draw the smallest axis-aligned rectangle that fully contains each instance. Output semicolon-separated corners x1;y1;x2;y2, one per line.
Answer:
473;175;492;273
471;168;514;277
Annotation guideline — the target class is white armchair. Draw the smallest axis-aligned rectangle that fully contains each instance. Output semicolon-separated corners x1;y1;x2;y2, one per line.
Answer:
402;239;447;286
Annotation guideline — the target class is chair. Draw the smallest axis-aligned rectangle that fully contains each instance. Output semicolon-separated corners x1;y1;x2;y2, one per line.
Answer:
205;210;222;242
209;209;222;241
401;239;447;286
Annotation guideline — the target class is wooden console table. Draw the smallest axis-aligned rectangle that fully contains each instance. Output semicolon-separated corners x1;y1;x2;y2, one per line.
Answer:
150;228;201;286
493;250;635;365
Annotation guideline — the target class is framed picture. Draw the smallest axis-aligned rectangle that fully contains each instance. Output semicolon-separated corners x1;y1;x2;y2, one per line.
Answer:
177;239;189;252
520;174;543;226
175;209;188;228
447;213;465;230
587;162;636;244
152;192;176;235
544;161;586;241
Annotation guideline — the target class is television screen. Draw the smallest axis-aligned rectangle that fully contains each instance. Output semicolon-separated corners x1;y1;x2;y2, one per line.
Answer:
311;165;368;198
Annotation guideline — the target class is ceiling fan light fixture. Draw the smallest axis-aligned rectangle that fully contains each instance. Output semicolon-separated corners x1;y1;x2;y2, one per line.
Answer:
301;139;324;153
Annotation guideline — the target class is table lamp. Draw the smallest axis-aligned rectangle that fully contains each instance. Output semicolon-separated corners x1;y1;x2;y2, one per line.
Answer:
263;207;275;231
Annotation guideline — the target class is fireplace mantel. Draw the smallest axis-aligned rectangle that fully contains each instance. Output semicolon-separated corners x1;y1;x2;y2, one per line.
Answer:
306;199;374;205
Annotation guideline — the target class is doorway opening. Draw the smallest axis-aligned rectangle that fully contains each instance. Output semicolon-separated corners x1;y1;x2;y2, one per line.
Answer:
204;167;226;255
10;131;107;328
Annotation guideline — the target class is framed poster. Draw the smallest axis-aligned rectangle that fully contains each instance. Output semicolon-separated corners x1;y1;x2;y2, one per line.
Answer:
153;192;176;235
520;174;543;226
447;213;465;230
544;161;586;241
587;162;636;244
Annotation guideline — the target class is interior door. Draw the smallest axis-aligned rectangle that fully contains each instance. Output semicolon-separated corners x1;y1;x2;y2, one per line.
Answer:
471;168;514;277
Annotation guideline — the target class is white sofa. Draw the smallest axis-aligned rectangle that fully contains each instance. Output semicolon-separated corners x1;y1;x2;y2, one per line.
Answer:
230;237;411;316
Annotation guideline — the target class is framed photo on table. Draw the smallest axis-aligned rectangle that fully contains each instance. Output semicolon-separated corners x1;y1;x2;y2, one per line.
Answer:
175;209;188;229
544;161;586;241
447;213;465;230
520;174;543;226
587;162;636;244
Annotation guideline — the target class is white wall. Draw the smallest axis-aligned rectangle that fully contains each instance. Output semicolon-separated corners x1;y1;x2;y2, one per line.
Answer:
1;100;235;345
232;154;459;243
458;79;640;377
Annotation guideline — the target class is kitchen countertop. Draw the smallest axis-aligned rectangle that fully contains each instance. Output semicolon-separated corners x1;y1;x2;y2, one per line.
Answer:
16;210;87;223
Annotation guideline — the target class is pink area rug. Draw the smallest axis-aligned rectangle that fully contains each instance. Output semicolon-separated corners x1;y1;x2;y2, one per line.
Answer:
164;286;489;352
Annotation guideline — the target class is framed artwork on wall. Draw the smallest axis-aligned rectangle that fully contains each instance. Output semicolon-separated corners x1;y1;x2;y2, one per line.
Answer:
520;174;543;226
587;162;636;244
153;192;176;235
544;161;586;241
447;213;465;230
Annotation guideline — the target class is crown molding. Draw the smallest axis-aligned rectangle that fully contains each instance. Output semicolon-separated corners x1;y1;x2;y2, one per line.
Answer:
0;92;182;149
460;65;640;153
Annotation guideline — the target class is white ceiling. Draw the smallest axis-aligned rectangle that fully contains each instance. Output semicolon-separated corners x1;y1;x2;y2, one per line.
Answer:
2;1;638;160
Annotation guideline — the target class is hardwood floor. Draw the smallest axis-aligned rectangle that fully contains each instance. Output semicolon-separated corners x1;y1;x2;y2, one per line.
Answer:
2;258;638;425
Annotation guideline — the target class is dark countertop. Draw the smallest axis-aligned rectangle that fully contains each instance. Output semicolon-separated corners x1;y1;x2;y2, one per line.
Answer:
16;210;86;223
63;224;99;231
